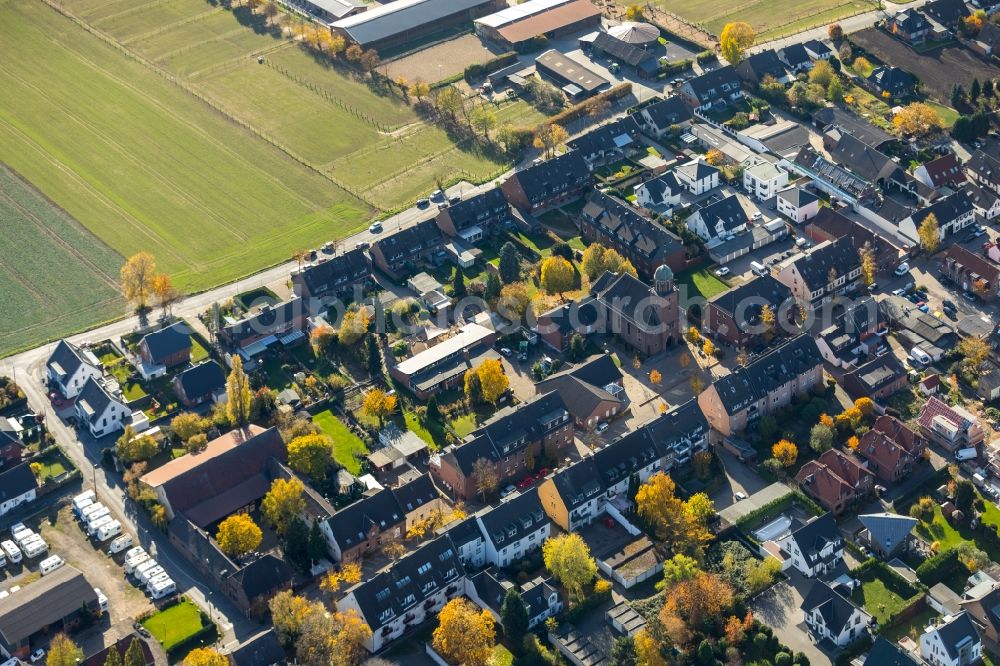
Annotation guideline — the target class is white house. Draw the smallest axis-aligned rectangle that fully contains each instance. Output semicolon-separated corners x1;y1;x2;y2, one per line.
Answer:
74;377;129;439
634;172;683;211
467;569;563;629
686;194;749;246
743;158;789;200
800;581;872;647
0;463;37;516
779;513;844;577
46;340;102;400
776;186;821;223
675;158;720;195
900;192;975;244
966;184;1000;221
476;489;550;568
920;612;982;666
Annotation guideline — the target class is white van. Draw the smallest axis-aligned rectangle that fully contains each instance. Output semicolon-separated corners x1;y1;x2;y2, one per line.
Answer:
125;552;150;575
94;587;109;613
150;578;176;600
133;560;158;581
956;448;979;462
96;520;122;543
109;535;134;555
87;515;113;537
1;540;22;564
139;565;166;586
750;261;767;277
39;555;64;576
911;347;932;366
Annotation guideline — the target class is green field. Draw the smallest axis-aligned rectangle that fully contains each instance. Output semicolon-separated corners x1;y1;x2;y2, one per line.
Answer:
0;165;125;356
648;0;870;40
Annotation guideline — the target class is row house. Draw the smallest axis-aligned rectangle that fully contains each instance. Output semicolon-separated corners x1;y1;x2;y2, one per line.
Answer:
290;247;371;300
500;150;591;213
966;150;1000;197
369;219;445;282
467;569;562;629
902;191;975;244
475;489;550;568
434;187;512;245
776;237;862;305
814;297;890;369
537;457;603;532
430;392;573;500
804;208;899;275
577;191;688;276
566;116;642;167
943;244;1000;300
219;298;308;357
703;274;795;348
913;153;966;191
698;334;824;436
874;414;928;460
842;354;908;401
46;339;102;400
966;184;1000;221
795;449;874;516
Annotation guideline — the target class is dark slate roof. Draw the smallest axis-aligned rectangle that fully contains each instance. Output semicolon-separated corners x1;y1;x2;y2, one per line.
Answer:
558;354;622;388
844;352;905;396
779;43;810;68
296;247;370;295
637;172;683;201
331;0;490;45
507;151;591;206
639;96;692;132
549;457;602;511
229;553;293;600
139;322;191;364
174;361;225;400
0;463;35;503
538;296;601;337
446;393;569;475
776;186;818;208
592;31;657;67
858;513;917;554
684;65;742;103
592;270;666;328
710;335;823;416
77;378;121;424
976;22;1000;51
694;194;749;239
470;569;558;621
227;629;286;666
965;182;1000;213
802;39;834;58
789;237;860;291
910;191;974;228
824;129;905;185
47;339;94;383
736;49;788;82
581;191;685;267
0;565;98;645
647;398;708;451
922;0;970;25
223;299;303;343
325;489;403;548
864;636;921;666
813;107;896;149
534;374;622;421
790;513;843;566
967;149;1000;188
446;515;484;549
346;536;464;630
82;635;155;666
373;219;443;264
391;474;439;516
867;66;917;95
891;8;930;32
567;116;642;157
800;581;863;634
440;187;511;231
708;274;793;320
478;488;548;549
934;611;980;661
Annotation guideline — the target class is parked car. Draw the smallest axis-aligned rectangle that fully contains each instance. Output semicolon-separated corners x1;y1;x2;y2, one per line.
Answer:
500;485;517;498
963;291;978;302
943;299;957;311
30;650;45;664
596;422;609;433
430;189;445;202
415;198;430;208
714;267;730;277
892;288;907;296
894;262;910;276
734;491;747;501
368;221;383;233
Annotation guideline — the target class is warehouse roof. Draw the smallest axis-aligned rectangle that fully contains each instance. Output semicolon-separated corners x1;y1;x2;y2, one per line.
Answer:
333;0;491;45
476;0;577;28
497;0;602;45
0;566;98;646
536;49;608;93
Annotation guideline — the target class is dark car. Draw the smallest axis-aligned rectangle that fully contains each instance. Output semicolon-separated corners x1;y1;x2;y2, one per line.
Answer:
943;299;957;311
416;198;430;208
963;291;978;302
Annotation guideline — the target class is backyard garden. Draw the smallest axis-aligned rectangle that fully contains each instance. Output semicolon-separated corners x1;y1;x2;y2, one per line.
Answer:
140;597;217;661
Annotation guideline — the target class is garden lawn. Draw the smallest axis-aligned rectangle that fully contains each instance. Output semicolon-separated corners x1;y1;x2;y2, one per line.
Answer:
313;409;368;475
851;566;920;625
914;504;964;551
924;101;959;129
404;411;444;450
33;452;68;482
141;599;206;652
675;268;729;300
189;335;210;363
449;413;478;438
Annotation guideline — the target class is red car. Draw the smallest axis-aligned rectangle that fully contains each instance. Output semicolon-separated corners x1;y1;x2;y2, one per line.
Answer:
536;467;551;478
517;477;534;489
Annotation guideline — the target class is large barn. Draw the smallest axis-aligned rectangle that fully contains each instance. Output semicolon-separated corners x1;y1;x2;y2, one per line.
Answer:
474;0;603;48
332;0;504;52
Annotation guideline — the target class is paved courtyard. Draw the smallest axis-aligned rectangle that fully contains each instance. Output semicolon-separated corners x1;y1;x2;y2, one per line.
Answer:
751;572;837;666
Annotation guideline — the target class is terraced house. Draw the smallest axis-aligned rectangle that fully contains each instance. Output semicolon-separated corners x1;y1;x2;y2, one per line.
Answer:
430;392;572;500
500;150;591;213
698;335;824;437
290;247;371;300
703;275;794;347
369;219;444;282
434;187;512;244
776;237;862;305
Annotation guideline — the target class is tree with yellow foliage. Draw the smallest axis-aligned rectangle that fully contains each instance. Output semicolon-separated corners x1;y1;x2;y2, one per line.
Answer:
846;435;860;451
331;608;372;666
261;477;305;536
408;79;430;100
702;338;716;357
771;439;798;467
636;473;712;557
705;148;725;166
287;433;334;479
542;533;597;600
216;513;262;558
760;304;776;331
361;388;397;425
476;358;509;404
432;599;495;666
634;629;667;666
581;244;638;279
46;634;82;666
120;252;158;310
893;102;943;137
625;4;644;20
918;212;941;254
226;356;252;429
151;273;180;317
649;369;662;385
320;562;363;595
859;242;876;286
338;308;370;346
540;256;575;294
181;649;227;666
852;56;874;77
854;397;875;417
685;327;701;344
720;22;756;65
533;123;570;159
819;413;835;428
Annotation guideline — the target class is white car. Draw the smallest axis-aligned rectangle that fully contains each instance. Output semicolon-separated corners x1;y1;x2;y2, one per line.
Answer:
30;650;45;664
714;267;730;277
596;422;609;433
734;492;748;501
894;263;910;276
368;221;383;233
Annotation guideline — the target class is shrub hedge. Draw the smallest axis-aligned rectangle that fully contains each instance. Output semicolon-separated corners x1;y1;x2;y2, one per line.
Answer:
915;548;960;586
464;52;518;82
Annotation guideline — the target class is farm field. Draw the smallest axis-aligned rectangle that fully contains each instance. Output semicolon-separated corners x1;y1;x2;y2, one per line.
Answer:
643;0;870;40
0;165;125;357
850;29;1000;103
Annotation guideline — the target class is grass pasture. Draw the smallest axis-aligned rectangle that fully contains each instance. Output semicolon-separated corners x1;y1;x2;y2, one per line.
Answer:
644;0;870;40
0;165;125;357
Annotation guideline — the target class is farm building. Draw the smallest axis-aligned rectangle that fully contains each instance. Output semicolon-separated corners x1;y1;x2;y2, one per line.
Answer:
535;49;608;98
289;0;364;24
332;0;504;52
589;32;658;78
475;0;602;48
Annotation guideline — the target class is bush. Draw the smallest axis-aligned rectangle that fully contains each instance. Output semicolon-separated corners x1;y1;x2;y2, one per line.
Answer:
916;548;960;586
753;633;768;650
464;51;518;82
775;651;791;665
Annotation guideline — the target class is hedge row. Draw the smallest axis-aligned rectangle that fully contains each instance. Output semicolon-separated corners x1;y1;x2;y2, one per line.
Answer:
735;490;824;531
850;559;923;598
915;548;959;586
562;584;612;624
660;59;693;75
544;83;633;128
464;51;518;82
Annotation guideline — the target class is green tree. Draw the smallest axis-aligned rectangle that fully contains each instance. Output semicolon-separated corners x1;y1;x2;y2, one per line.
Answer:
610;636;637;666
124;640;145;666
485;272;501;301
662;553;701;587
971;78;982;101
452;267;466;298
365;335;382;377
500;588;530;647
568;333;587;361
809;423;835;453
499;242;520;283
827;76;844;102
104;645;122;666
471;106;497;139
116;426;158;463
226;355;252;429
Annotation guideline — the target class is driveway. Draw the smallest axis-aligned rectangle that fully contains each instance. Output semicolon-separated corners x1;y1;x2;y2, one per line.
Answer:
711;449;769;508
751;572;837;666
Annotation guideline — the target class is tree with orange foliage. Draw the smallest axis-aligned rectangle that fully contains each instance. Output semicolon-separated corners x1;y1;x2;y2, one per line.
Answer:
660;572;734;630
771;439;798;467
649;369;662;385
724;615;745;645
846;435;860;451
819;413;835;428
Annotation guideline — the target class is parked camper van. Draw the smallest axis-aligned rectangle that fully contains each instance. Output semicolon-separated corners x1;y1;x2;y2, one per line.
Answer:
139;565;165;586
133;559;158;581
150;578;176;600
956;448;978;462
146;573;171;591
109;535;134;555
94;587;109;613
87;515;113;537
21;537;48;559
80;502;105;522
84;507;110;531
12;528;35;549
39;555;64;576
1;540;22;564
910;347;932;366
96;520;122;543
72;490;96;517
124;552;150;575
